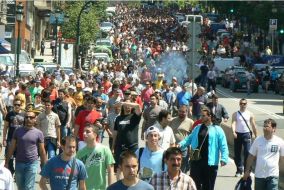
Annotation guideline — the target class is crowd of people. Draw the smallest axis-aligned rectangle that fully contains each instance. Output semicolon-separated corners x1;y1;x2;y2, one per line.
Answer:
0;3;283;190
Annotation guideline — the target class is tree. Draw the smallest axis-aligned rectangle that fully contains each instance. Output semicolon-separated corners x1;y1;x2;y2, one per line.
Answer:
60;1;107;45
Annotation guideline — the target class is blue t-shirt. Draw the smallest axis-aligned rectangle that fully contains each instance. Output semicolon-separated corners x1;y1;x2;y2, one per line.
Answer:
177;91;192;106
107;180;154;190
40;155;88;190
135;147;165;181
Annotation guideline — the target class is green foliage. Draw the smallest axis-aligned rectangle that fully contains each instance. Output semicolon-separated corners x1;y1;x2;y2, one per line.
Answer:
61;1;107;45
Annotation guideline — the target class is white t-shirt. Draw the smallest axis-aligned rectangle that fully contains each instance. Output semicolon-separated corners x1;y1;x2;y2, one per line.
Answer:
154;122;176;150
250;135;284;178
236;110;251;133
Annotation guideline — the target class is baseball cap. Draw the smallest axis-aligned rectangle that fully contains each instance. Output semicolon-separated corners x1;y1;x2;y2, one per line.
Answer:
146;126;160;136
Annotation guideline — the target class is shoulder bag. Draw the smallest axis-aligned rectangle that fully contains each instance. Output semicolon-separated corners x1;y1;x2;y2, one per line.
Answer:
237;111;253;137
190;128;209;161
66;158;76;190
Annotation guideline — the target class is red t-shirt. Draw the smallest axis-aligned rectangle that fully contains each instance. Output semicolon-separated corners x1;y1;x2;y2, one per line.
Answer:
191;119;202;131
75;110;101;141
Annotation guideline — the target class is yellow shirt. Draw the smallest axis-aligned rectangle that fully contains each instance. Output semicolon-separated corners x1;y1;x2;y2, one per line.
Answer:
155;80;163;90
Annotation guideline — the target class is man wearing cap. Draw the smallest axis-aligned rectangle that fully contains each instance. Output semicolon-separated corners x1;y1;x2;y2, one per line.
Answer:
136;126;165;182
130;91;143;109
170;105;194;172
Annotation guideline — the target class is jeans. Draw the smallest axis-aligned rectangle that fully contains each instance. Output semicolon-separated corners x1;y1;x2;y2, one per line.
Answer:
181;148;190;173
190;159;218;190
45;138;57;159
234;132;251;173
61;124;71;139
5;140;15;175
255;177;279;190
15;160;38;190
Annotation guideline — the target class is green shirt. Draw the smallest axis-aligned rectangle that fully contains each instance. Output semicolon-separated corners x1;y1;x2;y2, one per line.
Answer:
76;143;115;190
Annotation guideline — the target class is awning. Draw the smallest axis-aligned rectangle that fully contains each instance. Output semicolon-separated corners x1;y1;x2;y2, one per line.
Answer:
0;44;10;54
0;38;11;53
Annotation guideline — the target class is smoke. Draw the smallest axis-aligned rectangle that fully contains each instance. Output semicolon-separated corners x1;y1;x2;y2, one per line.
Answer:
157;51;188;84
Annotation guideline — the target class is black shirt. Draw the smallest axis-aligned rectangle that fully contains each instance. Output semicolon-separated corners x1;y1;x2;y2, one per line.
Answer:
5;111;25;140
198;124;209;161
114;113;141;149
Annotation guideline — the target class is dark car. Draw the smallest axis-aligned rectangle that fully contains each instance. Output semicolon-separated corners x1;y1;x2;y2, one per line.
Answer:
221;66;246;88
231;71;259;93
274;72;284;95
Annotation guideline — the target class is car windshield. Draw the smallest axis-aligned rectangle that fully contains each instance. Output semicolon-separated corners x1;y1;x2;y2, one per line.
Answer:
101;22;112;27
0;56;14;66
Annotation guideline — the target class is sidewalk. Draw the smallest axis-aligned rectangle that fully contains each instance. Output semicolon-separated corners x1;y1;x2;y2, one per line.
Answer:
33;40;54;63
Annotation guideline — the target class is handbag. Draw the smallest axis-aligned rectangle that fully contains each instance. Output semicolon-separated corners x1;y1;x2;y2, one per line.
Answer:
238;111;253;137
190;129;209;161
66;158;76;190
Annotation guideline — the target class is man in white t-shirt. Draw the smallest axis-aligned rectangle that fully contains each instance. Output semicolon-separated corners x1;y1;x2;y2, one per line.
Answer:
243;118;284;190
151;110;176;150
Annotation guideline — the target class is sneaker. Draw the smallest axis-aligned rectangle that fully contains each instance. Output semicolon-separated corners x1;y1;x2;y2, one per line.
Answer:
235;172;242;177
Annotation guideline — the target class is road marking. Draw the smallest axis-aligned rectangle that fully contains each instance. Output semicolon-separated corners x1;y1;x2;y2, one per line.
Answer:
217;89;284;120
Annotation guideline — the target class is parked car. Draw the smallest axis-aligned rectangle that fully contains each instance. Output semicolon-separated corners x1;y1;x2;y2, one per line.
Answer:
95;38;112;49
221;66;245;88
100;22;114;33
274;72;284;95
0;54;15;76
1;50;35;76
231;71;259;93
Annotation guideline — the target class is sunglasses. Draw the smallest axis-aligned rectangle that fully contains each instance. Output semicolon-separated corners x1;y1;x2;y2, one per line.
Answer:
14;104;21;107
25;116;35;119
240;103;247;105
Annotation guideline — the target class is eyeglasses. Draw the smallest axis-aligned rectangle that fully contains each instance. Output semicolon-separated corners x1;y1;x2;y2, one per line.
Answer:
25;116;35;119
14;104;21;107
240;103;247;105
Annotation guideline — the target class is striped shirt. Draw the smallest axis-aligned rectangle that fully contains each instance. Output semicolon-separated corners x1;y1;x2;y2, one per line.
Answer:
150;170;197;190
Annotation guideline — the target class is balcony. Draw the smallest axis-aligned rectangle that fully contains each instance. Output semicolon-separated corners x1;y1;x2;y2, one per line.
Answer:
34;0;51;11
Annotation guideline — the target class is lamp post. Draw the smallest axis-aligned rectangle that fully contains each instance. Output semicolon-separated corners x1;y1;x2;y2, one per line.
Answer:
45;9;69;64
76;1;94;70
16;2;24;77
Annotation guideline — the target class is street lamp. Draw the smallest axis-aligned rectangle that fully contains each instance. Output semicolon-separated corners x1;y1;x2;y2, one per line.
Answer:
16;2;24;77
76;1;95;70
45;8;68;64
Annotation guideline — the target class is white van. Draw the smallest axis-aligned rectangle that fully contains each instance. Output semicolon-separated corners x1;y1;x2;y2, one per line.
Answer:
214;57;240;81
1;50;35;76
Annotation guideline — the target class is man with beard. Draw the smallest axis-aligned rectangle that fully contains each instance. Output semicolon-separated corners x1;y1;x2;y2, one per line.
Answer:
179;109;228;190
150;147;197;190
141;94;162;140
170;105;194;172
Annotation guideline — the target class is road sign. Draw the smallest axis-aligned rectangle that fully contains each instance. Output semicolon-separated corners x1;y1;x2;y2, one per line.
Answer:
269;19;277;30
